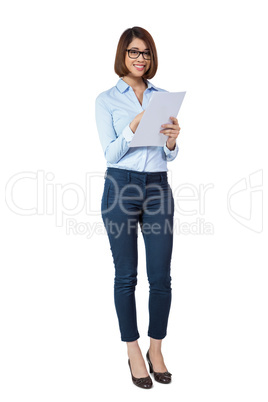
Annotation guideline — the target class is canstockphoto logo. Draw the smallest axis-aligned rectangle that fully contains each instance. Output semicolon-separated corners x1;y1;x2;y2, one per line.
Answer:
227;170;263;233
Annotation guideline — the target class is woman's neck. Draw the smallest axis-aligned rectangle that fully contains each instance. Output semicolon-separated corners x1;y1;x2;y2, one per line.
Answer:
122;76;147;91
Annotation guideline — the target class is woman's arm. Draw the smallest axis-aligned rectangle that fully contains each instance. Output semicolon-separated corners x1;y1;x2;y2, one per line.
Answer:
95;96;132;164
163;141;179;161
95;96;144;164
129;111;145;133
161;116;181;162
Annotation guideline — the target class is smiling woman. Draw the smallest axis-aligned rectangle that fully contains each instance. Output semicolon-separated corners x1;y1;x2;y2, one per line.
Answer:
114;26;158;79
95;26;181;390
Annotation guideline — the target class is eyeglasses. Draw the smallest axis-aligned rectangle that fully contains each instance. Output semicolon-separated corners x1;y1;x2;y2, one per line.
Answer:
126;49;151;60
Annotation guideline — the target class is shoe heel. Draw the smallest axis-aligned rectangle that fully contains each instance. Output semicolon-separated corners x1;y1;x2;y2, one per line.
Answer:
148;362;153;374
146;349;172;384
146;351;154;373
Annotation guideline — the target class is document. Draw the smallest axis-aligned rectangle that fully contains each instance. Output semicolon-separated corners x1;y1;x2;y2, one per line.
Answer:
129;91;186;147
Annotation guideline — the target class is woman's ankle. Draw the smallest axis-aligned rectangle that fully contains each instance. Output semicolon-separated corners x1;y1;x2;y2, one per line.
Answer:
149;338;163;355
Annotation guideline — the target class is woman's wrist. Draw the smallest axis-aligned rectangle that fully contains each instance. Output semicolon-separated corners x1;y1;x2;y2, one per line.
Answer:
166;140;176;151
129;119;138;133
129;122;135;133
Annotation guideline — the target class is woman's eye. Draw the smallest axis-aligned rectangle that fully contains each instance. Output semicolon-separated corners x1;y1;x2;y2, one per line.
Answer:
130;50;138;55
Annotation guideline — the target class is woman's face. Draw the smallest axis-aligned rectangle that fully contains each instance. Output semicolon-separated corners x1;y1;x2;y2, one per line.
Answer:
124;38;151;78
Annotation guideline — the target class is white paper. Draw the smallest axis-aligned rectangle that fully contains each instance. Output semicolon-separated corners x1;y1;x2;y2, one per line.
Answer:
129;91;186;147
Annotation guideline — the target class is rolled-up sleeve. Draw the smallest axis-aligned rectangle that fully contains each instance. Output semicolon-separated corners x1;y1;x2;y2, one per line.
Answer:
163;142;179;162
122;124;135;143
95;95;133;164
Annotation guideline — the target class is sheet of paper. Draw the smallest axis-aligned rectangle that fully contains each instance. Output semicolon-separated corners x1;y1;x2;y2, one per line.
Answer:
129;91;186;147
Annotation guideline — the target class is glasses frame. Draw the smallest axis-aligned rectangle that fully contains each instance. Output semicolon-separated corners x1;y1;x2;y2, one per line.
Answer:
125;49;151;60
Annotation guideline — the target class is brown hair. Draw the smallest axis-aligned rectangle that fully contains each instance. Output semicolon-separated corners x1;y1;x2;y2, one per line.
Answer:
114;26;158;80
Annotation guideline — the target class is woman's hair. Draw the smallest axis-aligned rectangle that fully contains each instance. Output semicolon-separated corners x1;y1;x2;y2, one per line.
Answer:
114;26;158;80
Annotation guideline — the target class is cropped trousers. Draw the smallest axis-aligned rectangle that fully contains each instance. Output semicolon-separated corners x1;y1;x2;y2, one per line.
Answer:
101;167;174;342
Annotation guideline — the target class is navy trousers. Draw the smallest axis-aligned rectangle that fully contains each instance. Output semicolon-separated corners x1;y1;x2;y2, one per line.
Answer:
101;167;174;342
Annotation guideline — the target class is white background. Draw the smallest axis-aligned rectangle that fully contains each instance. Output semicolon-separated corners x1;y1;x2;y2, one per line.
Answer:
1;0;267;401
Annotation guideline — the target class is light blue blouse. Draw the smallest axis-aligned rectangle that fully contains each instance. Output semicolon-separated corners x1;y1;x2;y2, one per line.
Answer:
95;78;179;172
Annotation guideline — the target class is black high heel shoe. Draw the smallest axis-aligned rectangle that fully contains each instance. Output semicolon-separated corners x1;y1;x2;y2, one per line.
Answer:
128;359;153;389
146;350;172;384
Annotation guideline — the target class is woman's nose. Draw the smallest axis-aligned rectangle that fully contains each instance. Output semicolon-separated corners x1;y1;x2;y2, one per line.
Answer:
137;54;145;62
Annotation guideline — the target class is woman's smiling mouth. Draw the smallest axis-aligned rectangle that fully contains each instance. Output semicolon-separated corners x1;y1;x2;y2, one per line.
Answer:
133;64;145;71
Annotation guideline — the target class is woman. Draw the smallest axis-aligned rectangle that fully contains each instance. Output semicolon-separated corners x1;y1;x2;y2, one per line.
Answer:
95;26;181;389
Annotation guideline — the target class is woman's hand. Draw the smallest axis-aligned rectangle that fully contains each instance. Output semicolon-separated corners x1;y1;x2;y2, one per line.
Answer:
129;110;145;133
161;116;181;151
